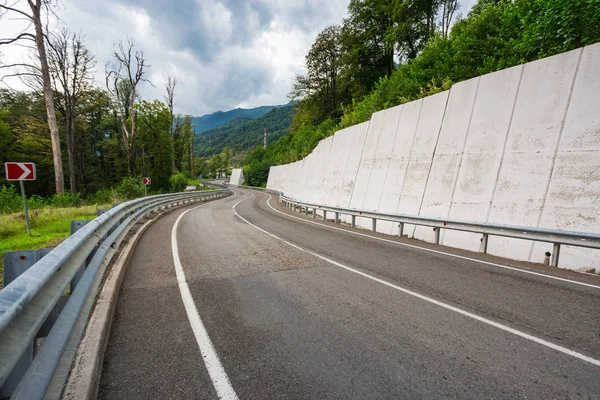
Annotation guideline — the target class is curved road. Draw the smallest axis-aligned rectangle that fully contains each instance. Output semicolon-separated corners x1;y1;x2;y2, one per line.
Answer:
98;188;600;399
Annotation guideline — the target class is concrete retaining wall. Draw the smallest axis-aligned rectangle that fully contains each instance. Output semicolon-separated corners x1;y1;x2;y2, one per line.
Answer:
267;43;600;272
229;168;245;186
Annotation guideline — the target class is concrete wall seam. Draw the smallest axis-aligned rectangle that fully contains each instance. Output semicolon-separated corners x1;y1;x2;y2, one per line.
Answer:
265;43;600;271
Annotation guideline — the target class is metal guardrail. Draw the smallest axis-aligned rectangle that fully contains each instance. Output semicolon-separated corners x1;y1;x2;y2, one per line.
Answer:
238;185;600;269
0;189;230;399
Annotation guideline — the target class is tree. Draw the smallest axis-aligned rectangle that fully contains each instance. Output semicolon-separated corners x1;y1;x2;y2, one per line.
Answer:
290;26;347;123
165;75;177;173
47;29;95;193
221;146;232;171
105;37;149;176
344;0;395;78
136;100;172;189
440;0;460;37
0;0;65;193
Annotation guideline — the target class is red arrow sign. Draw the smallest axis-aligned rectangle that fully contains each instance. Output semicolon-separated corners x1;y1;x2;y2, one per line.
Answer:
5;162;36;181
142;177;151;185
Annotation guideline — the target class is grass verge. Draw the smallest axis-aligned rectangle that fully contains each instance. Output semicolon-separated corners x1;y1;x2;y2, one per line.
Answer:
0;204;110;288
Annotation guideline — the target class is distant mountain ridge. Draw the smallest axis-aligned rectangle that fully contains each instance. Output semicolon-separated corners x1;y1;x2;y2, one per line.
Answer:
194;104;295;157
191;105;281;134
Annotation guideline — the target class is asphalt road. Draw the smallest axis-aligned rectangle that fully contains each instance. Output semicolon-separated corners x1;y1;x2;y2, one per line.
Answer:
98;188;600;399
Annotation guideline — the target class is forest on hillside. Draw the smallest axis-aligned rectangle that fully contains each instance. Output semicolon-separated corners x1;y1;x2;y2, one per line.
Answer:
194;105;295;157
242;0;600;187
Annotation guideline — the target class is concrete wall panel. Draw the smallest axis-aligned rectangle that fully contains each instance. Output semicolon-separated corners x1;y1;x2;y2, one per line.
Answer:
339;122;370;212
532;43;600;270
265;44;600;271
327;126;356;207
414;78;480;241
487;48;582;260
396;91;449;236
377;99;423;234
229;168;245;186
347;111;385;228
362;105;403;222
442;64;524;251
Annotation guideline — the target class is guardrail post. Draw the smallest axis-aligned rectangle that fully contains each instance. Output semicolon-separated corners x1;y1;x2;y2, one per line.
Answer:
305;207;308;216
398;222;404;237
1;249;52;398
335;212;339;224
372;218;377;232
434;227;440;244
351;215;356;228
312;208;316;218
551;243;561;268
70;220;92;291
481;234;489;253
323;210;327;221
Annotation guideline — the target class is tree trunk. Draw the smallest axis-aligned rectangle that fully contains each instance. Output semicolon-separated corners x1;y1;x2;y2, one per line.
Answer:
171;121;176;173
31;0;64;194
66;106;77;193
128;94;136;176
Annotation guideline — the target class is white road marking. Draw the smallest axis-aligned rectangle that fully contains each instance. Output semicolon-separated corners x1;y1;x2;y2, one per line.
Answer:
232;192;600;367
257;191;600;291
172;202;240;400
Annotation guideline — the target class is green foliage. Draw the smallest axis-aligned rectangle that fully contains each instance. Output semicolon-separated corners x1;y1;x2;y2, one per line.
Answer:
137;100;173;190
0;204;107;287
115;176;145;200
191;105;279;134
251;0;600;187
0;186;22;214
89;189;114;205
169;173;188;192
50;192;83;208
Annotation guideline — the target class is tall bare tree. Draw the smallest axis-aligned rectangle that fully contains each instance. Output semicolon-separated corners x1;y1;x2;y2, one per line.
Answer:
440;0;460;37
48;29;95;193
165;75;177;173
0;0;65;193
105;37;149;176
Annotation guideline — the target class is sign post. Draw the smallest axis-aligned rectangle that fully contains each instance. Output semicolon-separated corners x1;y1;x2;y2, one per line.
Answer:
142;177;151;197
5;162;36;236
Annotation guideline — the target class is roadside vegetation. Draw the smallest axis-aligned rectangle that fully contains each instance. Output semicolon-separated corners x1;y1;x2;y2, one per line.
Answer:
242;0;600;186
0;204;109;288
2;176;146;287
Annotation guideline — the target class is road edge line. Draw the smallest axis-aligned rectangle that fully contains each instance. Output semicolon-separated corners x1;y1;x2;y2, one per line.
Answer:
62;196;228;400
257;191;600;290
171;201;240;400
233;193;600;368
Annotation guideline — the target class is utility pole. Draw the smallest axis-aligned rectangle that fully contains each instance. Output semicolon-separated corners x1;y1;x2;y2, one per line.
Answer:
263;128;267;148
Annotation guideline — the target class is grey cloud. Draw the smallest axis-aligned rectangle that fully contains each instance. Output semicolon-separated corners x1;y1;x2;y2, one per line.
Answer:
56;0;473;116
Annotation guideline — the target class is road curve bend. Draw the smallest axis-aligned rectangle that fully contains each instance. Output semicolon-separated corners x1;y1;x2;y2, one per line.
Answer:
98;188;600;399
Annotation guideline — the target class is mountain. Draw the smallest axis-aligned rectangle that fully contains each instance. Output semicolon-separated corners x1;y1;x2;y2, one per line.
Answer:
191;105;280;134
194;104;295;156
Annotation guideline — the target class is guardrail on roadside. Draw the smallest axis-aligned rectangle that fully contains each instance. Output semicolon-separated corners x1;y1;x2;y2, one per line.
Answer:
236;185;600;269
0;189;231;399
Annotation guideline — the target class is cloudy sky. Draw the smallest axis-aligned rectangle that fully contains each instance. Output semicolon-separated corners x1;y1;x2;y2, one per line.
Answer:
1;0;477;116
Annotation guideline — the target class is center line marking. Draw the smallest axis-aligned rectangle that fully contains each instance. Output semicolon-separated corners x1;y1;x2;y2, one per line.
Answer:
172;200;241;400
232;191;600;367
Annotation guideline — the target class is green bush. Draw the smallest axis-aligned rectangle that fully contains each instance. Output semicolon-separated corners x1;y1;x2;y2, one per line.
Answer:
89;188;113;205
115;176;145;200
28;195;48;210
50;192;83;208
169;173;188;192
0;185;22;214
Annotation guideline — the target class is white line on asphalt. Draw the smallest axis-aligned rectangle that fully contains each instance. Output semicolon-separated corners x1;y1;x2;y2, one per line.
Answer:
232;192;600;367
258;192;600;291
172;202;240;400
